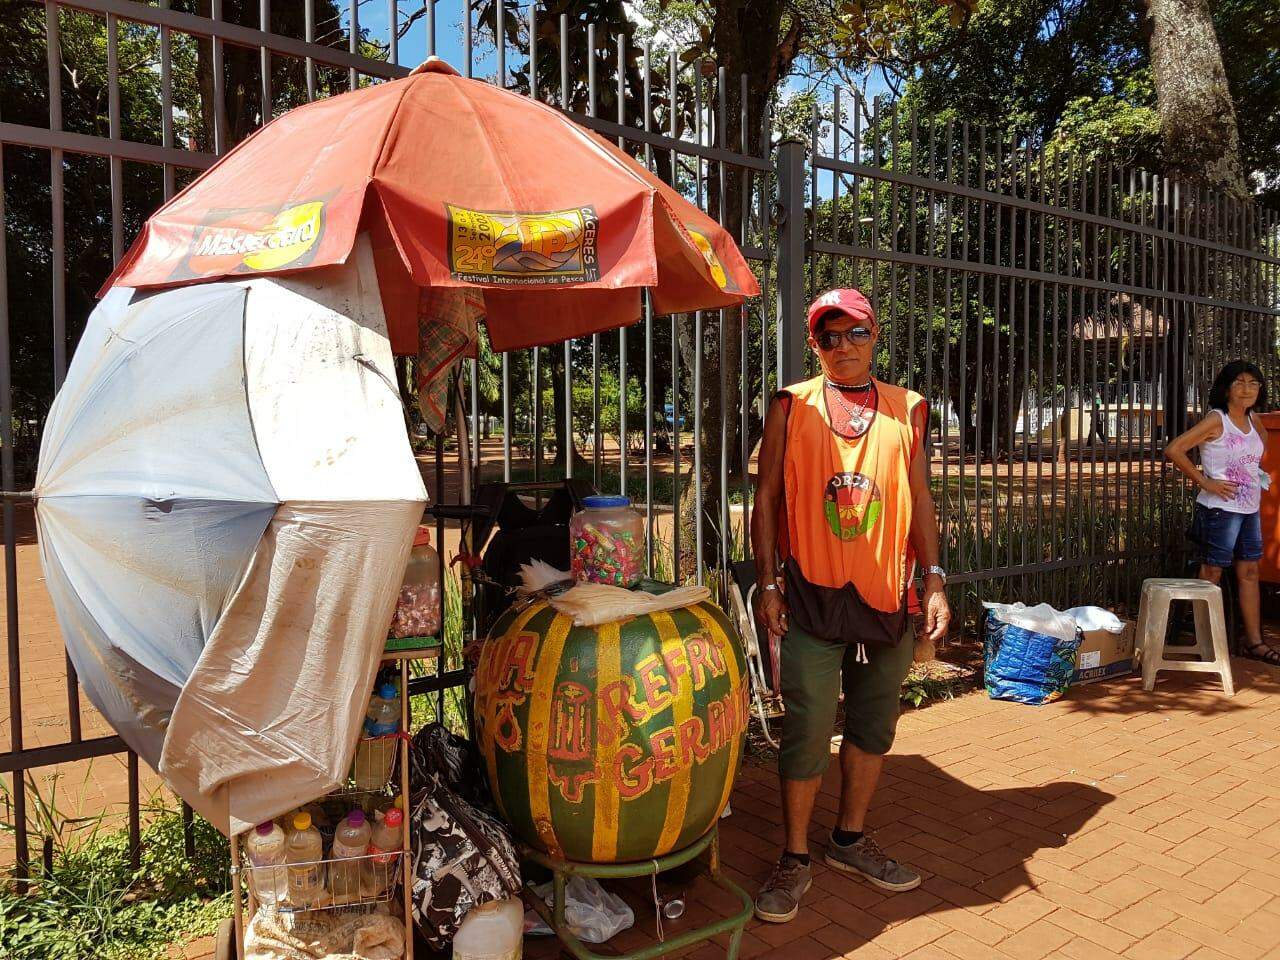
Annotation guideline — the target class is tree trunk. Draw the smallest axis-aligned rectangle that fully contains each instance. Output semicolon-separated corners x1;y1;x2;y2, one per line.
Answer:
670;0;799;572
1144;0;1250;434
1143;0;1248;199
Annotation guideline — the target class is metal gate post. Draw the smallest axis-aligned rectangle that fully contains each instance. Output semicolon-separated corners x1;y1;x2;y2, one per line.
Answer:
775;137;808;388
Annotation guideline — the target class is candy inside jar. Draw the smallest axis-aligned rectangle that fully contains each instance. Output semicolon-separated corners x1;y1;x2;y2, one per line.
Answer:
389;527;442;639
570;496;644;588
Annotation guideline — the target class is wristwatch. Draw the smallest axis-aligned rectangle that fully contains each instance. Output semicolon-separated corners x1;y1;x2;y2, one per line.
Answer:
924;565;947;585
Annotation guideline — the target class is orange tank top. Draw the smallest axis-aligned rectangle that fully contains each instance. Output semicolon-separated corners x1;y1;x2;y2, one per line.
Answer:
780;376;921;614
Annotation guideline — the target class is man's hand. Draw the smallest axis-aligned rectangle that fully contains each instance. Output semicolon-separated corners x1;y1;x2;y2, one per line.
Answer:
922;578;951;644
757;586;789;639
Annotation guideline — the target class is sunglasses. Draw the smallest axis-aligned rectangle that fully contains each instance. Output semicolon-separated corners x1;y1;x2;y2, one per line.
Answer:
815;327;874;351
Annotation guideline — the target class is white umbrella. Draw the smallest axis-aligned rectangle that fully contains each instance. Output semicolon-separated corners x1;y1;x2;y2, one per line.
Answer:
35;237;426;835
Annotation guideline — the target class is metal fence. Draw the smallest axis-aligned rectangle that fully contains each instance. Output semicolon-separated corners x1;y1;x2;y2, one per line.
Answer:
800;91;1280;624
2;0;1279;883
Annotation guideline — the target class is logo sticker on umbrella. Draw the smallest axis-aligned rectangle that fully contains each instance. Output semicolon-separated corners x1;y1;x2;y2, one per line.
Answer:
446;203;600;284
824;471;882;540
687;228;738;293
186;201;325;275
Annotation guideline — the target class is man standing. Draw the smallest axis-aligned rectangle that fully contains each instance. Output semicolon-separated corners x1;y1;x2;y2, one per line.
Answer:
750;289;951;923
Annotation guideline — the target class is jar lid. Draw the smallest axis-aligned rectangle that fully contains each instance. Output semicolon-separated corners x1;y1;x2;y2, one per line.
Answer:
582;495;632;508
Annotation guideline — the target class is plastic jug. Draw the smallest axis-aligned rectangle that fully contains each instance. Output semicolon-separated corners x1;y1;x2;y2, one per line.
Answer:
453;898;523;960
243;821;287;907
366;806;404;895
329;809;372;902
285;811;325;908
390;527;442;638
353;682;400;790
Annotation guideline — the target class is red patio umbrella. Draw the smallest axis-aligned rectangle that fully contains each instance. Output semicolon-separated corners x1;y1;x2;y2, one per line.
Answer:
101;58;759;354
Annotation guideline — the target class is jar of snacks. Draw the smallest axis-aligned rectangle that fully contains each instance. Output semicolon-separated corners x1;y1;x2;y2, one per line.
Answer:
570;496;644;588
389;527;442;639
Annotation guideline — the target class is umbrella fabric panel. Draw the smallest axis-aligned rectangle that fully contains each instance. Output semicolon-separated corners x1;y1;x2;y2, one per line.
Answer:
480;286;643;353
33;281;280;773
36;284;277;505
162;499;422;836
585;132;761;308
242;237;427;504
35;496;276;769
374;76;657;292
100;81;401;293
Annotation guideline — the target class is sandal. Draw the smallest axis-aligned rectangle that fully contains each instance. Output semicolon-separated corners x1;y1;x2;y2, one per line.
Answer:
1244;642;1280;666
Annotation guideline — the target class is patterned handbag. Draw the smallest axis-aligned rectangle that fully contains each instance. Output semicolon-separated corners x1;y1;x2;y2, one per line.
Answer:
408;725;522;950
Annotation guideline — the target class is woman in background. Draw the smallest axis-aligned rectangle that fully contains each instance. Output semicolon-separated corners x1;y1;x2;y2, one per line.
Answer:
1166;360;1275;663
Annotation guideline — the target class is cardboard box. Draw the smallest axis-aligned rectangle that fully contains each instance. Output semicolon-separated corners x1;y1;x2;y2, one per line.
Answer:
1072;620;1136;686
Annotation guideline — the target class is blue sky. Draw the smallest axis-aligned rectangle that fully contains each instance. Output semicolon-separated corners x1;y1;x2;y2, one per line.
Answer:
356;0;528;80
354;1;893;105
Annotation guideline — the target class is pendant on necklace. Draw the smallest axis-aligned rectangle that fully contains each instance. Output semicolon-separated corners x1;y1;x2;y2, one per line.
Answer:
848;413;867;434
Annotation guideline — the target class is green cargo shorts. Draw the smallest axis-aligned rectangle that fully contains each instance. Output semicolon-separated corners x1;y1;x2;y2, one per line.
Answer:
779;622;915;780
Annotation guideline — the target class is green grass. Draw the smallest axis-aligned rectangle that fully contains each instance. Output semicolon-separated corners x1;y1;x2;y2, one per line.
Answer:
0;773;230;960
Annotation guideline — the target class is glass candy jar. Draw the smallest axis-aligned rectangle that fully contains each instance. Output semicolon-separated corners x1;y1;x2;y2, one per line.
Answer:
570;496;644;588
389;527;442;639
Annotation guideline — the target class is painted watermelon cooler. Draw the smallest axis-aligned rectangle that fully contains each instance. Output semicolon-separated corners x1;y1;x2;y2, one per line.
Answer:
475;587;754;959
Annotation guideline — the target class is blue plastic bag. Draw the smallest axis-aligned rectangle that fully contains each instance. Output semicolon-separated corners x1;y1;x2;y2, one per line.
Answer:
983;610;1082;705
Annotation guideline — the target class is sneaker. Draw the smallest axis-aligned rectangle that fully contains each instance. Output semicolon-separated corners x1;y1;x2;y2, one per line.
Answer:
824;833;921;892
754;855;813;923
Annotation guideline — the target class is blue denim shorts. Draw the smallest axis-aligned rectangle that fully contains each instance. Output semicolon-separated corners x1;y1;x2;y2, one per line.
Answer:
1191;503;1263;567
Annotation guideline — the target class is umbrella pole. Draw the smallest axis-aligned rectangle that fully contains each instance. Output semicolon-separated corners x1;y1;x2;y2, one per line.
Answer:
453;381;475;633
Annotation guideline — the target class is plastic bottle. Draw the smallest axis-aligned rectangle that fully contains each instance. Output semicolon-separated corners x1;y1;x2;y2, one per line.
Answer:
453;898;523;960
353;682;400;790
329;809;372;902
285;811;325;908
373;794;404;821
242;821;287;907
366;806;405;895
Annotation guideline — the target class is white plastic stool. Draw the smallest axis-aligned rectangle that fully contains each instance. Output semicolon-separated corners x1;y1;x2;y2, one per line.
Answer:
1136;578;1234;696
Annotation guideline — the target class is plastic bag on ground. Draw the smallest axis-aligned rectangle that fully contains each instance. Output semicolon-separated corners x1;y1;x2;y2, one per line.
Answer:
244;904;404;959
1065;606;1124;633
532;876;635;944
981;601;1079;643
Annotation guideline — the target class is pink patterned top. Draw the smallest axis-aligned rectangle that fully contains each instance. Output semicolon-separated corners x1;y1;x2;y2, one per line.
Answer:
1197;410;1264;514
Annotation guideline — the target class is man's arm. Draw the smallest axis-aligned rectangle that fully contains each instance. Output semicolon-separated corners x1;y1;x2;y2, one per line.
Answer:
751;396;789;637
907;402;950;643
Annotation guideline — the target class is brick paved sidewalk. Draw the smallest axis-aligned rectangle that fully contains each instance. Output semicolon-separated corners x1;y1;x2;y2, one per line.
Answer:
170;659;1280;960
520;661;1280;960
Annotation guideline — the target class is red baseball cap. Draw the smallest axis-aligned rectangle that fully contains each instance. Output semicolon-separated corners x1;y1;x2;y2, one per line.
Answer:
806;289;876;336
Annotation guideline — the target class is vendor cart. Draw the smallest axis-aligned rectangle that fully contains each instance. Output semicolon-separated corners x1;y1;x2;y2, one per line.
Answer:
39;51;760;960
221;639;438;960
